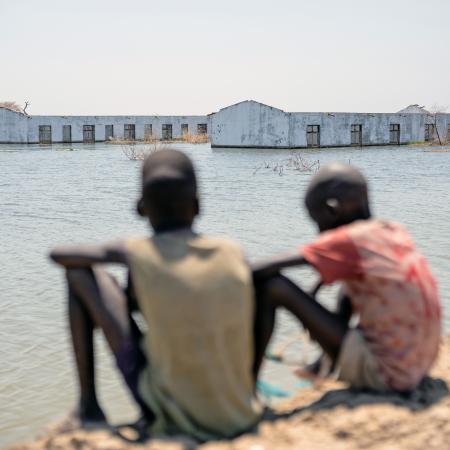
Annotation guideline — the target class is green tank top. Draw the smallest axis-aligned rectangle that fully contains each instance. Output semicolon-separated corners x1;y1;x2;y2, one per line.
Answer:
126;230;261;439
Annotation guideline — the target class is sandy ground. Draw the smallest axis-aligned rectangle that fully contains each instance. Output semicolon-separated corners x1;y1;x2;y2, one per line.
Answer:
9;338;450;450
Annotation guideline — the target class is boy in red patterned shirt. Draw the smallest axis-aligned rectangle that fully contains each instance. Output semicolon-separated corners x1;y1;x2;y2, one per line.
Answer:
253;162;441;391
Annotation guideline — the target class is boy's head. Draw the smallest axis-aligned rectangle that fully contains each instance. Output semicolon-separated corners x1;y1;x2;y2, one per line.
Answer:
137;149;199;232
305;162;371;232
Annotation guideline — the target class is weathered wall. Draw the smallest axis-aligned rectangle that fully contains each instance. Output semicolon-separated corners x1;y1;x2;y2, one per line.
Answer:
289;112;420;147
210;101;290;147
2;102;450;147
26;115;209;143
0;108;28;143
210;101;450;148
0;108;208;143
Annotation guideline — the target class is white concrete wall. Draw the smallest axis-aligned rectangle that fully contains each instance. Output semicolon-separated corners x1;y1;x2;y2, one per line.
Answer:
0;108;28;143
210;101;450;148
2;102;450;147
211;101;290;147
289;112;423;147
26;115;209;143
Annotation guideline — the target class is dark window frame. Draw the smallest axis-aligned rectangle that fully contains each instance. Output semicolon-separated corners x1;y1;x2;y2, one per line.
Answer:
197;123;207;135
162;124;173;140
62;125;72;143
83;125;95;143
389;123;400;144
424;123;435;142
124;124;136;141
39;125;52;144
350;124;362;146
144;124;153;140
181;123;189;135
306;124;320;147
105;125;114;140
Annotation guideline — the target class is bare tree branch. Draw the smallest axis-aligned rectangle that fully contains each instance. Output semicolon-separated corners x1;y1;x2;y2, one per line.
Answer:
427;104;448;145
23;100;30;115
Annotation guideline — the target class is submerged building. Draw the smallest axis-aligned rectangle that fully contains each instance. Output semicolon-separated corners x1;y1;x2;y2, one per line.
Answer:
1;100;449;148
0;108;209;144
209;101;450;148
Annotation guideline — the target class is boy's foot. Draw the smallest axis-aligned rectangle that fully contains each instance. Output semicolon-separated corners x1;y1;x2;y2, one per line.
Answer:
78;402;108;426
49;400;109;434
293;355;333;386
114;416;151;443
48;410;110;435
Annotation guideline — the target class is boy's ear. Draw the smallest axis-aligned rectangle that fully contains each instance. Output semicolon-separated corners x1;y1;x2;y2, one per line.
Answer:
137;198;146;216
325;198;340;216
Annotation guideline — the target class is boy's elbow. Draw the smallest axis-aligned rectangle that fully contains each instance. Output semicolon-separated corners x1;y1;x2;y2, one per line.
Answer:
49;247;69;266
49;249;60;263
252;265;280;283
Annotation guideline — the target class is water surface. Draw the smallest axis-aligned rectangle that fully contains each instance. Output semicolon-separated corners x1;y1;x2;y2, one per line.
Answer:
1;143;449;447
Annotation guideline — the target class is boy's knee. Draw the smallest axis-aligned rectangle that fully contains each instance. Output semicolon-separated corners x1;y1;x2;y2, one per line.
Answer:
256;274;287;304
66;267;92;286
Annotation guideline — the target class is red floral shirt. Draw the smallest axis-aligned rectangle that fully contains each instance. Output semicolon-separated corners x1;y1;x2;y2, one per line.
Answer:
302;220;441;390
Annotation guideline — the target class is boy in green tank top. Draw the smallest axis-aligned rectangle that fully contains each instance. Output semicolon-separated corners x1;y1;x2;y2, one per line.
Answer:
50;150;274;440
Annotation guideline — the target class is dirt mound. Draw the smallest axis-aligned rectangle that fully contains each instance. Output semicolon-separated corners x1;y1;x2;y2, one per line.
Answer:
10;339;450;450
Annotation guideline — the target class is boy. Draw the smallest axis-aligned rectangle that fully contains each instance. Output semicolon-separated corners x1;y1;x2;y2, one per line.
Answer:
50;150;265;440
253;162;441;392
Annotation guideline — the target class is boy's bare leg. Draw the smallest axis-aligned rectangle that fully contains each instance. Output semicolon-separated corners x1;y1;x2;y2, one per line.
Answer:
66;267;153;426
68;286;105;423
252;279;277;379
253;273;348;377
336;294;353;324
299;293;353;377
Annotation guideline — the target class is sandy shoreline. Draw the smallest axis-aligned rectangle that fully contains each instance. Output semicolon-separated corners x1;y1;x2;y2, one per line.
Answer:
9;337;450;450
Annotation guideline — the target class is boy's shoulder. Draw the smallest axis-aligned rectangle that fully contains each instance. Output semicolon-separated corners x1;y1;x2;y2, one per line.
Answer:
189;234;245;256
342;220;417;257
345;219;411;241
311;219;409;247
125;233;245;259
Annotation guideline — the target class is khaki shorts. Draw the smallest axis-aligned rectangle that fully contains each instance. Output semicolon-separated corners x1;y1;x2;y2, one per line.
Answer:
336;329;387;391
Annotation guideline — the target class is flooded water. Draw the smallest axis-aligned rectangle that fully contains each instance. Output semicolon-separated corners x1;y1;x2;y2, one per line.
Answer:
1;142;449;447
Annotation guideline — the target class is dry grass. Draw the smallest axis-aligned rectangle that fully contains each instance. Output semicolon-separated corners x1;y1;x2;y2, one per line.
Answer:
143;136;161;144
107;133;209;145
409;140;450;147
0;101;24;113
181;133;209;144
106;138;137;145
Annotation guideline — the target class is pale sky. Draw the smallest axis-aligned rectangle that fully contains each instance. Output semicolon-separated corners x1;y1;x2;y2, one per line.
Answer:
1;0;449;115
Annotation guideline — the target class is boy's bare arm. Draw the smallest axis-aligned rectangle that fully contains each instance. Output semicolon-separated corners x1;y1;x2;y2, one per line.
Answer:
251;251;309;280
125;272;139;312
49;241;128;268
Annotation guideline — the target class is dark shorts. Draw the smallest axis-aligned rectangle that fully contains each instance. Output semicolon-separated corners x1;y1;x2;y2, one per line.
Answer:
115;319;153;417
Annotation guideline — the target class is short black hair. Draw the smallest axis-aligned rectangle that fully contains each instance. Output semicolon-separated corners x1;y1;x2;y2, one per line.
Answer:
305;162;368;211
142;149;197;190
140;150;198;227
